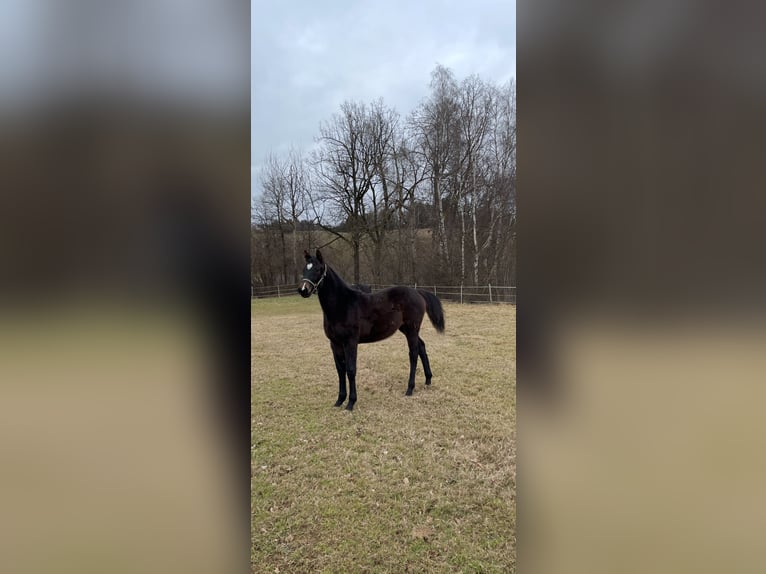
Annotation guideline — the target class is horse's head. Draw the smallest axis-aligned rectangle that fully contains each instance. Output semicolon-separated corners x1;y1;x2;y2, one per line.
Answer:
298;249;326;298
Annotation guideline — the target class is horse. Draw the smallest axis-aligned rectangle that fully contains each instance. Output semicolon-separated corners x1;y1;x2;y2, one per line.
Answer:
298;249;445;411
351;283;372;293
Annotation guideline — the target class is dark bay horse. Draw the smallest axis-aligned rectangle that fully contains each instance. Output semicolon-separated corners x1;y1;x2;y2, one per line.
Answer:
298;249;445;411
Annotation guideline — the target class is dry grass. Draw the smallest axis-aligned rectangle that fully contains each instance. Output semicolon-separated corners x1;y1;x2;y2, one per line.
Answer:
252;296;516;573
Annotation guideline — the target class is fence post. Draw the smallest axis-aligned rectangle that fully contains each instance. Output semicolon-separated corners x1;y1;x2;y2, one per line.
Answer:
277;284;280;298
489;283;492;303
460;283;463;304
434;285;437;296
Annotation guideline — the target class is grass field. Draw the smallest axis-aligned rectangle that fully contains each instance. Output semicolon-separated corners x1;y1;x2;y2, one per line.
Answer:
252;296;516;573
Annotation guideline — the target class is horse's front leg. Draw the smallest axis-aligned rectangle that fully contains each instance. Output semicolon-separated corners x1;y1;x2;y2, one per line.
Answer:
331;343;347;407
343;341;358;411
405;333;419;396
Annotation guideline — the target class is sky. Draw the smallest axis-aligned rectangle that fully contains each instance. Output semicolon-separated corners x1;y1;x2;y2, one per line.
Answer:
0;1;247;111
251;0;516;198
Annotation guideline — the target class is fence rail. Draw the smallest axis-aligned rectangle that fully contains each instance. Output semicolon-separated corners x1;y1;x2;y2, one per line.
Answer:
251;283;302;299
252;282;515;304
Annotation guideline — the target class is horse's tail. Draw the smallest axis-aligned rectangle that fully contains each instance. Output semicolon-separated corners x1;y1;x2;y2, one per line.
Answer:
418;289;445;333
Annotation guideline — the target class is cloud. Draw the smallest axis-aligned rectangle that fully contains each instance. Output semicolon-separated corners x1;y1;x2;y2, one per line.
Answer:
251;0;516;197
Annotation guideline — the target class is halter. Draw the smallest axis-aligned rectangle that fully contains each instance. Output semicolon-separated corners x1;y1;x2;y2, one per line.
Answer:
302;265;327;293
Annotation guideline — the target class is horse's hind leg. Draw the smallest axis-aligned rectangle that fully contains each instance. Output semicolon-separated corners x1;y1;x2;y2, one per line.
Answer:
405;333;419;396
331;343;347;407
418;337;433;385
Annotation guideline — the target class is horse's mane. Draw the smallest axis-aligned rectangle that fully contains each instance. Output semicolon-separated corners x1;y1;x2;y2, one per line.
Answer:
326;265;354;291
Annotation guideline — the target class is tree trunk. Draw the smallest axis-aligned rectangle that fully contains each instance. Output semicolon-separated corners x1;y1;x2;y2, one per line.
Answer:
292;219;298;282
373;238;383;284
409;221;417;284
439;196;448;263
279;225;287;284
353;236;361;283
433;175;448;263
472;207;479;284
460;199;466;284
471;170;480;286
396;224;404;283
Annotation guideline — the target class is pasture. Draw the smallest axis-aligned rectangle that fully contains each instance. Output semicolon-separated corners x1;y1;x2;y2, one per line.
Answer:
252;296;516;573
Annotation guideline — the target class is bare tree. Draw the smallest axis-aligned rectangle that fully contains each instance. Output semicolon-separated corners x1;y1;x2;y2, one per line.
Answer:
253;65;516;291
259;153;289;283
485;79;517;285
391;133;429;283
410;65;460;273
313;101;377;283
284;146;309;281
252;188;284;286
363;99;401;284
454;75;495;285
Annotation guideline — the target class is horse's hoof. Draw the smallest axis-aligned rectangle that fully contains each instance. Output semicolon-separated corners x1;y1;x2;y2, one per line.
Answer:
425;379;432;386
405;389;413;396
345;403;355;411
334;400;345;407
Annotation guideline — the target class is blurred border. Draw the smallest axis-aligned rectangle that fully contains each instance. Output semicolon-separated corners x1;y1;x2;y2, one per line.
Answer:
0;2;250;573
519;1;766;572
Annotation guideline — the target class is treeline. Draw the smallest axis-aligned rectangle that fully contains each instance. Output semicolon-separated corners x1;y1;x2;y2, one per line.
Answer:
252;64;516;288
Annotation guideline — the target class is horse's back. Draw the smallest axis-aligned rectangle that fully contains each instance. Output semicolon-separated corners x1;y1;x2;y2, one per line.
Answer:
372;286;426;319
373;285;412;298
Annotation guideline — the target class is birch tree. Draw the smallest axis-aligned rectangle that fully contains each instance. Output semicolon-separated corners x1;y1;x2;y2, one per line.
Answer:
410;65;460;271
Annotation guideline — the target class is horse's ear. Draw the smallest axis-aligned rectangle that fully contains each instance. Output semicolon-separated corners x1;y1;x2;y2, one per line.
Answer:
316;249;324;263
304;250;311;262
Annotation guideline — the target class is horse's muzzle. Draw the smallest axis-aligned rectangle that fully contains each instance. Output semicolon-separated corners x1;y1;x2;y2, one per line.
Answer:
298;281;313;298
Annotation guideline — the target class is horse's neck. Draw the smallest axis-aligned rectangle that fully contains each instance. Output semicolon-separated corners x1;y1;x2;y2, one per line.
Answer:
318;268;352;317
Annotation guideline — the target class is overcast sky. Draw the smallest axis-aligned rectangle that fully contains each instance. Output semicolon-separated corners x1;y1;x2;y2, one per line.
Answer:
251;0;516;198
